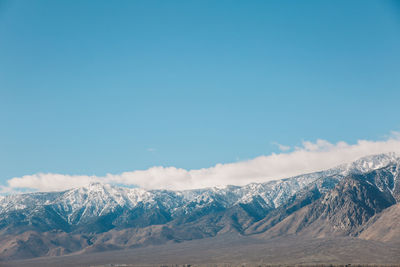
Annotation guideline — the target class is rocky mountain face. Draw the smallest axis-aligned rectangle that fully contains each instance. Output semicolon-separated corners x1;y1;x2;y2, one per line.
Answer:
358;202;400;242
1;153;400;261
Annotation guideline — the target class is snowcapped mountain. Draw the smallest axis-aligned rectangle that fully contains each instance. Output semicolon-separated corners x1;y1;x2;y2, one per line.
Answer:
1;153;399;226
338;152;400;174
1;153;400;261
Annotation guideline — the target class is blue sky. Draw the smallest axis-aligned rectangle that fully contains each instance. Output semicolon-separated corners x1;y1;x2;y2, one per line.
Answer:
1;0;400;189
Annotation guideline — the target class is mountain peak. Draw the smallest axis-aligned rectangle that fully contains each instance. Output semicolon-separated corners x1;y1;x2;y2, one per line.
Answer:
1;153;400;261
345;152;400;173
85;181;111;190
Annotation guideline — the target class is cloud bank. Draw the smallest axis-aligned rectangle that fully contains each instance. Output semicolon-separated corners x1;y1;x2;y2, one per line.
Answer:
3;133;400;193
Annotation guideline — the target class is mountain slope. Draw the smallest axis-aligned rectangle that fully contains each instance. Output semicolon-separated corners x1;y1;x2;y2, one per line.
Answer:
0;153;400;261
2;153;398;231
358;203;400;242
261;174;395;239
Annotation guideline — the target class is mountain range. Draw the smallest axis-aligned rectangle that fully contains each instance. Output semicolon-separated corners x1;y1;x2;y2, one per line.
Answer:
1;153;400;266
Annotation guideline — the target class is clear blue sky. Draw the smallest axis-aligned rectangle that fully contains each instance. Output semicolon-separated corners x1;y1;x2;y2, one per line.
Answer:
1;0;400;182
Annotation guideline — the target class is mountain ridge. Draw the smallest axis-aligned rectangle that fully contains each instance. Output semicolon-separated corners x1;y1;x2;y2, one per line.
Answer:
1;152;400;262
2;152;399;219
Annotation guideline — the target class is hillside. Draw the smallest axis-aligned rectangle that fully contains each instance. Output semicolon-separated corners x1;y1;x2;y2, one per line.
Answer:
0;153;400;264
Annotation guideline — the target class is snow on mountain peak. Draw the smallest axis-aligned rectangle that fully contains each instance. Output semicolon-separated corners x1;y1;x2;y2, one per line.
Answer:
1;153;399;224
341;152;399;174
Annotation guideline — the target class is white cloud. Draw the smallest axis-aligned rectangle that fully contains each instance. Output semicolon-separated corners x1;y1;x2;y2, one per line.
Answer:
272;142;291;151
6;174;100;192
3;133;400;193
